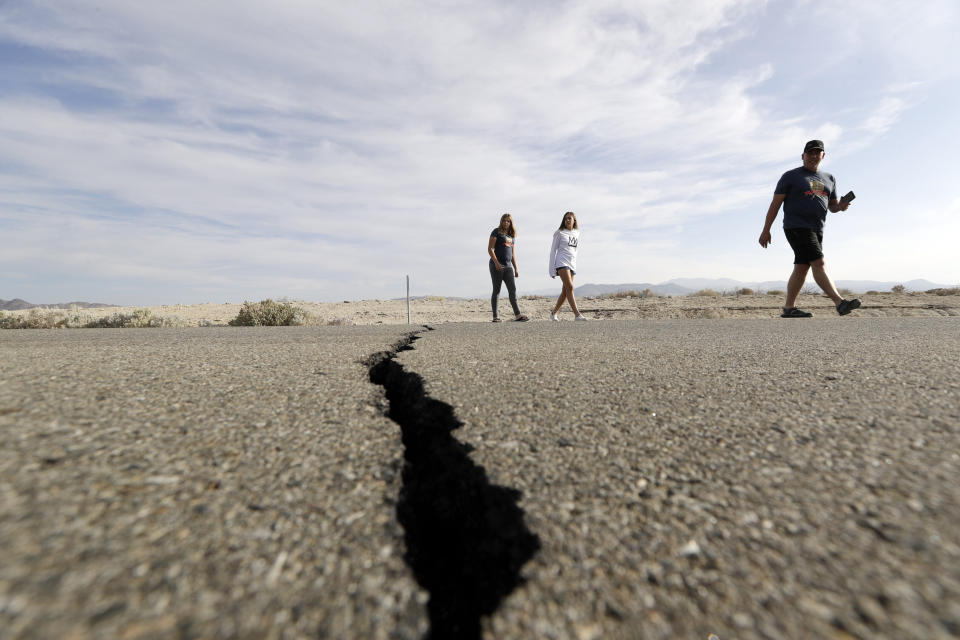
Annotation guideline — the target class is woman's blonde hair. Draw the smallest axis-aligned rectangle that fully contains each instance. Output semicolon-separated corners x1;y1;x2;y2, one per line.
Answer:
559;211;578;230
499;213;517;237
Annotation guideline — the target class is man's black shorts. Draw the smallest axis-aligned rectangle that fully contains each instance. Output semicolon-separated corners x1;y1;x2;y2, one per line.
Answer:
784;227;824;264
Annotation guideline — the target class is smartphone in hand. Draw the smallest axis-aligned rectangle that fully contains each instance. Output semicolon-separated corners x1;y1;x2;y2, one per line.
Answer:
840;190;856;204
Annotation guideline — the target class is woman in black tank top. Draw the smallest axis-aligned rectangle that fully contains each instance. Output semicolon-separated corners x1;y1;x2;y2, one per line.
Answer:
487;213;529;322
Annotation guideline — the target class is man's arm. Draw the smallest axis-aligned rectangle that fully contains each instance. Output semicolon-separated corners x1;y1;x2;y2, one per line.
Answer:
759;194;786;248
828;196;850;213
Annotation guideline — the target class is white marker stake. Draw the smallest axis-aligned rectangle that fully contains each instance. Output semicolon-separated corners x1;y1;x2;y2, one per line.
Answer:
406;275;411;325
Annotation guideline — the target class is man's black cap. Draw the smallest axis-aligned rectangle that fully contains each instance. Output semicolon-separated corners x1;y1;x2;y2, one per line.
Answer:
804;139;825;153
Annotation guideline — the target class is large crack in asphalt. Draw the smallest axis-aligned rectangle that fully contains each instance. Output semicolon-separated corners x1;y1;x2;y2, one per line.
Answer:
366;328;540;640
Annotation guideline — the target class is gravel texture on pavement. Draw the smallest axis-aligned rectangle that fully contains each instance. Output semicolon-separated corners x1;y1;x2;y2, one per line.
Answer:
0;326;426;640
4;319;959;640
395;318;960;639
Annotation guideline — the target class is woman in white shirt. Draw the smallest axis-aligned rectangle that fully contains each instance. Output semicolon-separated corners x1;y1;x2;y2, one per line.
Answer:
548;211;587;321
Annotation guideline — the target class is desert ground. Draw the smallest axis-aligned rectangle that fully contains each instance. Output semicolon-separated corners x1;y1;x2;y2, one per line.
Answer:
4;291;959;327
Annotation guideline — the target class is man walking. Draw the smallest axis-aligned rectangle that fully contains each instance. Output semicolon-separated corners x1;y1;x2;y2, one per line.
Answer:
759;139;861;317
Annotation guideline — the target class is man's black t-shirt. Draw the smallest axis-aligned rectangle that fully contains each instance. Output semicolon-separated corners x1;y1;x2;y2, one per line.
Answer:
775;167;837;230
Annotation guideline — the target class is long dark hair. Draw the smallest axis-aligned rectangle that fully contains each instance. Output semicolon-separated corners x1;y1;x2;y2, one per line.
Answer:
558;211;578;230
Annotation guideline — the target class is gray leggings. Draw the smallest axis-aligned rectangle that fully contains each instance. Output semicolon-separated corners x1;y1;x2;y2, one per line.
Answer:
489;261;520;317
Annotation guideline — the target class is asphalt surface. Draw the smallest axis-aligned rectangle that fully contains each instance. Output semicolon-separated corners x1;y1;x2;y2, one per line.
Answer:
0;327;425;640
2;319;959;639
396;318;960;639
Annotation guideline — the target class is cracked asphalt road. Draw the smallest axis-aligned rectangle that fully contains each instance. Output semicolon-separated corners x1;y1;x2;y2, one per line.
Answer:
2;318;959;639
397;318;960;639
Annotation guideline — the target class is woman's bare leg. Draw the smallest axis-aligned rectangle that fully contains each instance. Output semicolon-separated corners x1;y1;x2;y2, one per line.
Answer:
559;269;581;315
552;289;565;315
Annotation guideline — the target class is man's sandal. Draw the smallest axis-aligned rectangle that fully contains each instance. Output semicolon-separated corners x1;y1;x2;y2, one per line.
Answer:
781;307;813;318
836;299;861;315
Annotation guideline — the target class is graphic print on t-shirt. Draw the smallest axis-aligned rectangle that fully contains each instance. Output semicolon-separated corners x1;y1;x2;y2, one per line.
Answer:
804;178;827;198
567;235;578;247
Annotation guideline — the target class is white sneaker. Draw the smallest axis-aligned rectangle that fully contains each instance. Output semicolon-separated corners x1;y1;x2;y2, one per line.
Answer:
574;314;589;321
550;313;560;322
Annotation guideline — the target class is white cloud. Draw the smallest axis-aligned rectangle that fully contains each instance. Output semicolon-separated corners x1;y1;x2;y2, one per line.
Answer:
862;97;906;135
1;0;957;303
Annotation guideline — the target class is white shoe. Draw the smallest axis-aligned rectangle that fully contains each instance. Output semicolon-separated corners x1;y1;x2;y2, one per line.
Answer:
574;314;589;321
550;313;560;322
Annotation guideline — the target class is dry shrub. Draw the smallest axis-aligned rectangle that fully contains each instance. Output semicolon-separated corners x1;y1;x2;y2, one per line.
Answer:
737;287;755;295
229;299;311;326
767;290;785;296
838;288;856;297
891;284;906;294
1;309;87;329
692;289;719;297
521;294;548;300
85;309;184;328
598;289;655;299
926;287;960;296
866;290;880;295
1;308;182;329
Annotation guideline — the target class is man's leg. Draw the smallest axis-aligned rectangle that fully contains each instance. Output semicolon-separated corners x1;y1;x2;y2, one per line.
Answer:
785;263;810;309
810;258;843;306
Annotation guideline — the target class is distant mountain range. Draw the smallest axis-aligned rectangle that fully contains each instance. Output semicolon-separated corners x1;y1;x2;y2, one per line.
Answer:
529;278;954;297
7;277;956;310
0;299;117;311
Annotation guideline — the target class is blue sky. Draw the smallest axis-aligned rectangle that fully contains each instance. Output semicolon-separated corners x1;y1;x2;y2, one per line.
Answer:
2;0;958;305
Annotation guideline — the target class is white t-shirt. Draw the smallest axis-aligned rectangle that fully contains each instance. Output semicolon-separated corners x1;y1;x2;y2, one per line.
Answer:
548;228;579;276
